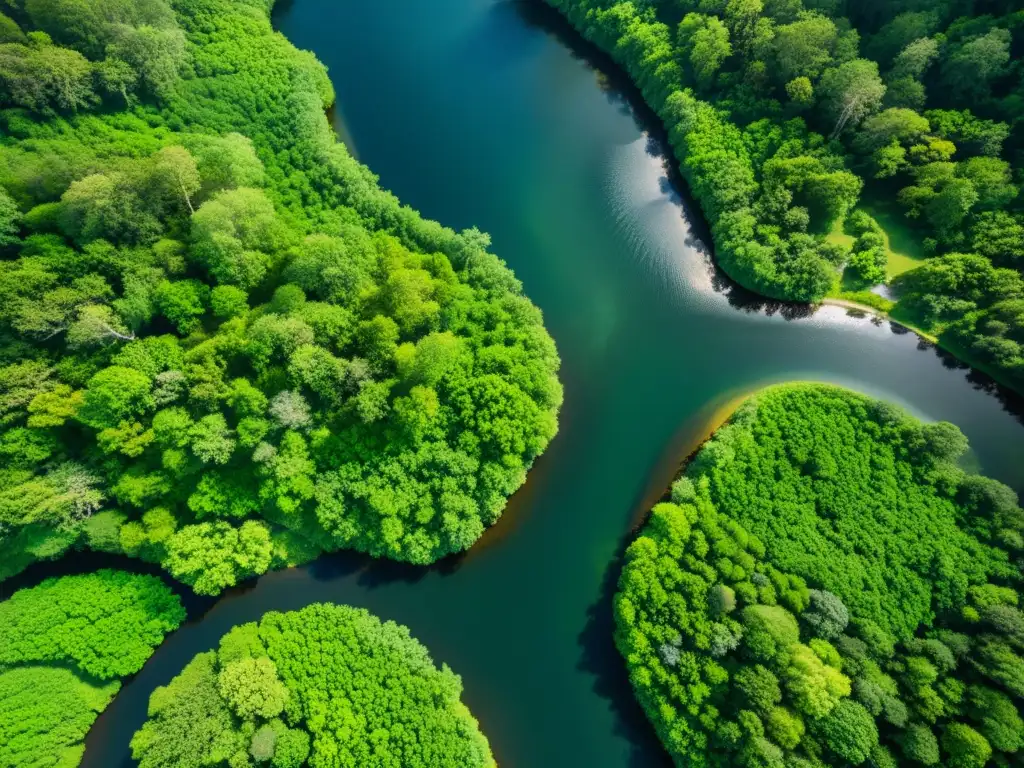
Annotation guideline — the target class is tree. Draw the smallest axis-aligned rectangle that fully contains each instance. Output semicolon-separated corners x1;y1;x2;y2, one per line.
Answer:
802;590;849;640
784;643;851;718
164;521;272;595
941;723;992;768
0;187;20;246
268;390;311;430
785;77;813;108
813;700;878;764
742;605;800;662
734;664;782;713
901;723;940;765
678;14;732;89
189;414;235;465
888;37;938;81
965;686;1024;754
866;12;939;66
249;725;277;763
926;178;977;237
959;157;1017;211
218;657;288;720
187;132;265;200
67;304;136;347
818;60;886;138
940;29;1010;99
78;366;153;429
191;188;290;288
154;279;208;333
772;13;837;82
724;0;763;56
210;285;249;319
271;728;310;768
766;706;804;750
95;57;138;103
149;146;201;215
854;108;930;157
106;23;186;98
0;40;97;113
971;212;1024;268
709;583;737;615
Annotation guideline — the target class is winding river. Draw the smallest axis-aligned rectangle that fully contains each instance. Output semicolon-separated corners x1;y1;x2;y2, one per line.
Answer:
45;0;1024;765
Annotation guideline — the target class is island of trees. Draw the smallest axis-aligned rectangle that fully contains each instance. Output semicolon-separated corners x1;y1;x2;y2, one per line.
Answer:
130;603;495;768
616;383;1024;767
545;0;1024;392
0;0;562;591
0;570;184;767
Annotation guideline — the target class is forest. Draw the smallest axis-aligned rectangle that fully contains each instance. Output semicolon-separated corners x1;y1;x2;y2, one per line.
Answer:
130;603;495;768
616;384;1024;767
544;0;1024;392
0;0;562;591
0;570;184;767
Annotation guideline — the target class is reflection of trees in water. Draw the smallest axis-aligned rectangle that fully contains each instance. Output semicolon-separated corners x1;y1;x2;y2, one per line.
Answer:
577;534;676;768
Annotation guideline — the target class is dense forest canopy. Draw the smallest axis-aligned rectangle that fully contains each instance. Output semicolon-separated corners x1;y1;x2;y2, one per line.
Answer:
0;0;562;592
0;570;184;767
615;384;1024;767
545;0;1024;392
131;603;495;768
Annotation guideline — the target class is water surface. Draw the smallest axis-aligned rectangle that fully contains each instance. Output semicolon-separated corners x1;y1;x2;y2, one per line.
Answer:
73;1;1024;766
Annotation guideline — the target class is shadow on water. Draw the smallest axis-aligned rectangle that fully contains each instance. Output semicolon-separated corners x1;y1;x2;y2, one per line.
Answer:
577;540;675;768
1;551;212;619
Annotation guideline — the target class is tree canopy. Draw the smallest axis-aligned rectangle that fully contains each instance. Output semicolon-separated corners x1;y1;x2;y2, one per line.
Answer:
0;0;561;589
615;384;1024;767
131;603;495;768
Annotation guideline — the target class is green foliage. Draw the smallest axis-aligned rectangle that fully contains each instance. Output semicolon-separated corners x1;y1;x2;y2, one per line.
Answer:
615;384;1024;767
0;666;118;768
689;384;1015;640
0;569;184;677
0;0;561;584
0;570;183;767
131;603;495;768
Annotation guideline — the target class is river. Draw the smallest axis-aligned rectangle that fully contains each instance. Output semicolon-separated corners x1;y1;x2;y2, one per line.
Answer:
68;1;1024;766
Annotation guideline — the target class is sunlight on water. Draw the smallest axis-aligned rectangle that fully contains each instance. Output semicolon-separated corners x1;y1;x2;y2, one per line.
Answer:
604;136;720;309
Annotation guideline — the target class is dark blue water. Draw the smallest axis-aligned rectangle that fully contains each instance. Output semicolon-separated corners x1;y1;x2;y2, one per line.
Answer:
74;2;1024;766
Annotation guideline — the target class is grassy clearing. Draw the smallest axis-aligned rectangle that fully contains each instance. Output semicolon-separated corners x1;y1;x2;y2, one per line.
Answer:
827;201;928;279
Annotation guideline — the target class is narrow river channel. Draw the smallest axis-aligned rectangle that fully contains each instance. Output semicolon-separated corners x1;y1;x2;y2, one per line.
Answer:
67;1;1024;766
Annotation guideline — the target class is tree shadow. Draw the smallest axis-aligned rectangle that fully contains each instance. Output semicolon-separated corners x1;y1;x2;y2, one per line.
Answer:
1;550;213;617
577;530;675;768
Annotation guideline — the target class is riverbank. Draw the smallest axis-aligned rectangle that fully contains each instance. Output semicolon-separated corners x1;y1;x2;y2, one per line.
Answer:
821;297;938;344
543;0;1021;398
820;297;1024;395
